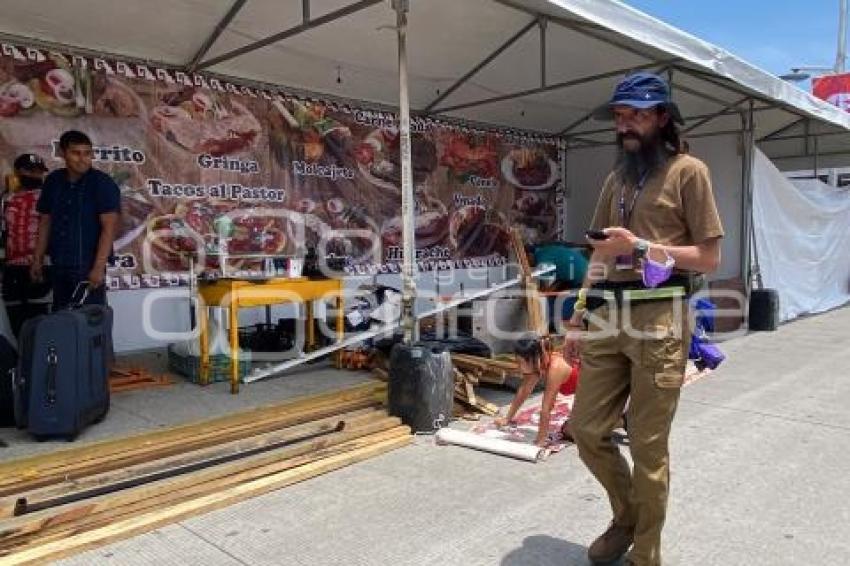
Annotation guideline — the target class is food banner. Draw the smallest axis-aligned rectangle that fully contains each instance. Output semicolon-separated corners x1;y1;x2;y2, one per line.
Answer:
0;44;563;290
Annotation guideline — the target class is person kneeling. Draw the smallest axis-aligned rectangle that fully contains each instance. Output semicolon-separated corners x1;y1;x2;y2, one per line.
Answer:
495;333;579;447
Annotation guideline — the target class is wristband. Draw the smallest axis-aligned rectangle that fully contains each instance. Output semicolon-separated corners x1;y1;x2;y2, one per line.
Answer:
573;288;587;313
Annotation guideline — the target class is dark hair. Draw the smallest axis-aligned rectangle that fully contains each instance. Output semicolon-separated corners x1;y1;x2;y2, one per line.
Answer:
657;107;682;155
59;130;92;150
514;333;543;361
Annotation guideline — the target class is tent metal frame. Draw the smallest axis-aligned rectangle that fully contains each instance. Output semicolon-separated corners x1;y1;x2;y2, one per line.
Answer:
185;0;248;73
194;0;383;71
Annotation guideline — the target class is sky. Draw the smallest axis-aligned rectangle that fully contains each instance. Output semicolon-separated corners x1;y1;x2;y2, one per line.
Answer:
622;1;844;84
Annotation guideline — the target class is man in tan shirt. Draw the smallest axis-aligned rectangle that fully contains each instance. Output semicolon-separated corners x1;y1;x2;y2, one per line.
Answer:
564;72;724;566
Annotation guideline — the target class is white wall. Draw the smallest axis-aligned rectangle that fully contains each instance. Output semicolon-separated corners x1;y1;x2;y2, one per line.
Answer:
564;135;744;280
564;145;616;242
690;134;744;280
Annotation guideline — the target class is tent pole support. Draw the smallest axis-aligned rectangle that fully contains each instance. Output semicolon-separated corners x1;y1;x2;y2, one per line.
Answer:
492;0;664;63
757;117;806;142
539;18;547;88
196;0;383;70
742;100;760;294
393;0;417;344
804;120;811;157
185;0;248;73
670;81;740;108
564;103;774;139
431;59;677;115
569;128;748;150
813;133;820;179
423;19;538;113
673;64;810;121
682;96;751;135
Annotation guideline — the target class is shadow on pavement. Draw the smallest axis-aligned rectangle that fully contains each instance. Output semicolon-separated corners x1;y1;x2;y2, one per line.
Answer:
500;534;600;565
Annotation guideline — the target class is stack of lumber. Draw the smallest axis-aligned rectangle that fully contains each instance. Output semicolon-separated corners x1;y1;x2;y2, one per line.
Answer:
452;367;500;418
109;367;173;393
451;353;520;387
0;383;408;565
451;354;515;418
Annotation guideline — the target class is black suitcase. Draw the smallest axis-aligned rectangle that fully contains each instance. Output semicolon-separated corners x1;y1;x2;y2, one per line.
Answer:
0;336;16;427
16;293;112;441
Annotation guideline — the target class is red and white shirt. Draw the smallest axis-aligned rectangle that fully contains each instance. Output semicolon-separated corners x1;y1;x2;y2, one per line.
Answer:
3;190;40;266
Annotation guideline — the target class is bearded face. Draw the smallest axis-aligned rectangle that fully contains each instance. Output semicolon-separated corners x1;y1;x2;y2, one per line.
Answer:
612;106;673;185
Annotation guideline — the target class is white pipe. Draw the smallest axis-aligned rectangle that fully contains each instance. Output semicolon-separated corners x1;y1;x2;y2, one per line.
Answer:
394;0;417;344
435;428;548;462
242;265;554;383
837;0;848;73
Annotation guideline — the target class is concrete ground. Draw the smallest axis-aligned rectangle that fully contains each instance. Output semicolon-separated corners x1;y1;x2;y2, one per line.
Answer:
12;306;850;565
0;354;378;461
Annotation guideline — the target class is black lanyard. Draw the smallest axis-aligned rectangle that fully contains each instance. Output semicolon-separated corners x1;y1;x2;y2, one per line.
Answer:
618;170;650;229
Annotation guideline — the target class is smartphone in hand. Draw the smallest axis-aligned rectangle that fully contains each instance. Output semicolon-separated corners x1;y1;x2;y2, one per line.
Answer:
585;229;610;240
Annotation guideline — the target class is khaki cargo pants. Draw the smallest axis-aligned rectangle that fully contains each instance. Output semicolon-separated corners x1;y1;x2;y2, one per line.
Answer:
571;298;691;566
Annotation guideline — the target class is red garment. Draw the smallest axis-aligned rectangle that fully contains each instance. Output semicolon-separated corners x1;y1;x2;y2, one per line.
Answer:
559;364;580;396
4;190;40;266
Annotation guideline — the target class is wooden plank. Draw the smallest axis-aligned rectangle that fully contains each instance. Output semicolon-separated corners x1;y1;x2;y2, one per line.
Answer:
0;393;385;496
0;408;387;518
0;382;385;487
509;227;547;335
476;373;506;386
109;381;173;394
452;354;518;371
0;433;411;564
454;385;500;416
0;422;407;551
0;383;386;491
463;381;476;406
0;381;386;477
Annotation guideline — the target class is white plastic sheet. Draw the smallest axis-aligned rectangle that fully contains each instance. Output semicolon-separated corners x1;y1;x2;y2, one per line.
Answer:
752;149;850;322
435;427;548;462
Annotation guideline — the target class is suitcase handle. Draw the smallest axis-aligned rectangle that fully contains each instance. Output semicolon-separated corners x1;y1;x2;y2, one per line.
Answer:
45;347;58;405
86;309;105;326
70;283;90;309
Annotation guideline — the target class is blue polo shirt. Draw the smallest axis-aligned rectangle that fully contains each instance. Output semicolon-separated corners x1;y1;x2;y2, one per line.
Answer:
36;168;121;270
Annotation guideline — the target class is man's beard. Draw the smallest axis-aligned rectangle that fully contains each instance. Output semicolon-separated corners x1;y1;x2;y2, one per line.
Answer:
614;130;670;185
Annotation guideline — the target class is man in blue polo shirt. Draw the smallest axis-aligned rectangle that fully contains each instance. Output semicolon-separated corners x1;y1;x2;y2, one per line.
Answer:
30;130;120;310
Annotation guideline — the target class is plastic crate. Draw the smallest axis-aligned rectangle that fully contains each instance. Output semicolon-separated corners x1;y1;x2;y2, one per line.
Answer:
167;344;252;384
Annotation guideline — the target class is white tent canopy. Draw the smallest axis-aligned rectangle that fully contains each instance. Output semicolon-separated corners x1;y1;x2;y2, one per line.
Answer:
2;0;846;350
1;0;848;156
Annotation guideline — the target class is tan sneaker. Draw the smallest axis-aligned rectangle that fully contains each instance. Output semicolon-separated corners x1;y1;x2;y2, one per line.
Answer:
587;521;634;564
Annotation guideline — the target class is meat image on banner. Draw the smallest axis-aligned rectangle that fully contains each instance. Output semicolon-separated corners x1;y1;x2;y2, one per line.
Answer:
0;44;561;288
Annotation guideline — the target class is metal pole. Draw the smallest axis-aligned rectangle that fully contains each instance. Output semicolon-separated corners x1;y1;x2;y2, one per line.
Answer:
539;18;547;88
814;135;820;179
837;0;848;72
394;0;417;344
742;101;761;292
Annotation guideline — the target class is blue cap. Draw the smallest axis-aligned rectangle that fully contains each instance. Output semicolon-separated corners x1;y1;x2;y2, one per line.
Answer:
593;72;684;124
